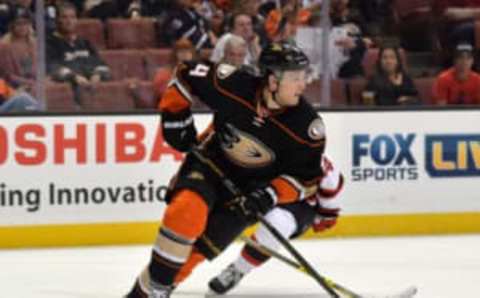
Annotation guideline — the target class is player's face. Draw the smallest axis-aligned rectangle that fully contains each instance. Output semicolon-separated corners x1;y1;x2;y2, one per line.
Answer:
276;69;307;107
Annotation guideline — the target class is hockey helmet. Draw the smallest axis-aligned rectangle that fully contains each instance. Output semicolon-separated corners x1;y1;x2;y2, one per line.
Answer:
258;42;310;76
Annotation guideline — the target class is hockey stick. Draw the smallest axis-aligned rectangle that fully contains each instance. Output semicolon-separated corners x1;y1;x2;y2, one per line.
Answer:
240;235;418;298
190;148;340;298
240;235;361;298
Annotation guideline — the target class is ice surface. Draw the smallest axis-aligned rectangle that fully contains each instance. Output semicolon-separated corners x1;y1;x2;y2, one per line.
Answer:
1;235;479;297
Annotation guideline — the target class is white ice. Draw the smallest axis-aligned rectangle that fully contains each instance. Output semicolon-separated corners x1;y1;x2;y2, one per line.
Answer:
1;235;479;298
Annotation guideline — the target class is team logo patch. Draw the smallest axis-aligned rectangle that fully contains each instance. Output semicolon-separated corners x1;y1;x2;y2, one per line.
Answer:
219;124;276;168
308;118;325;141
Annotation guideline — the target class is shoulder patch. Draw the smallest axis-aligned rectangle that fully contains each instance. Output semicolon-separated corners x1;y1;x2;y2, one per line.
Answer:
308;118;326;141
216;63;237;80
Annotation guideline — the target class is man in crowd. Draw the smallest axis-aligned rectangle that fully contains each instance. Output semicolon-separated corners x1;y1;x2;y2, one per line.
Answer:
434;43;480;105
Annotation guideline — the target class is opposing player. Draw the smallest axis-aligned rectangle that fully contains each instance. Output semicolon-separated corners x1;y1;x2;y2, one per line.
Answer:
208;156;344;294
126;42;326;298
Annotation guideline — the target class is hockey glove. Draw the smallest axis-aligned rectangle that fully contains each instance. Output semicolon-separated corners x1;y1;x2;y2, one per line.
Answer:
312;206;339;233
162;109;198;152
234;186;276;222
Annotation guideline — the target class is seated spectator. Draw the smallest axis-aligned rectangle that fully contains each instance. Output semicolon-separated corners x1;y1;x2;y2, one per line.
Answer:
265;0;311;42
225;0;268;46
46;2;111;86
152;38;197;101
362;45;420;106
220;34;248;67
210;12;261;67
0;10;36;91
0;78;40;112
330;0;371;78
433;0;480;49
210;6;225;37
296;0;369;79
161;0;215;50
84;0;122;21
0;0;34;36
434;43;480;105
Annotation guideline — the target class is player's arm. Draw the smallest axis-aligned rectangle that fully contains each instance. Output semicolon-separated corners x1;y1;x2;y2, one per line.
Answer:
239;143;325;221
158;61;242;151
309;156;344;233
158;64;198;152
237;154;323;221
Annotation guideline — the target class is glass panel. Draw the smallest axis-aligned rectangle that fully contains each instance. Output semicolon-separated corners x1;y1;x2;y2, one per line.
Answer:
0;0;476;113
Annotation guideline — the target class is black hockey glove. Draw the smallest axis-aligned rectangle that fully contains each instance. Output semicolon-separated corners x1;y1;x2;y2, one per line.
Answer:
162;109;198;152
234;186;276;222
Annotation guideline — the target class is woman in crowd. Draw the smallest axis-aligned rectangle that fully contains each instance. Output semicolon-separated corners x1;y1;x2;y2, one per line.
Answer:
362;45;419;106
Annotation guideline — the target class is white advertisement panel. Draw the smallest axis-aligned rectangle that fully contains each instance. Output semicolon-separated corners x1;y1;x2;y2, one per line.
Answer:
323;110;480;215
1;111;479;227
0;115;208;226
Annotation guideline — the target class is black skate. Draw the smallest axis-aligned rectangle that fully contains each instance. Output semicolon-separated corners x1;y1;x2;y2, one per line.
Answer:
208;264;245;294
149;281;173;298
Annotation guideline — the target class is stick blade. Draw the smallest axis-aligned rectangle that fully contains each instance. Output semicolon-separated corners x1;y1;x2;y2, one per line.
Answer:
365;286;418;298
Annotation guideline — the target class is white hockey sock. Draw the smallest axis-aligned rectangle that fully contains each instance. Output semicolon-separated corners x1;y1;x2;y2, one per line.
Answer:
233;254;257;275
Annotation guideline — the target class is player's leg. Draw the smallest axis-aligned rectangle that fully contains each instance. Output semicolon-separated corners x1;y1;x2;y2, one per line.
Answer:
126;189;209;298
208;202;316;294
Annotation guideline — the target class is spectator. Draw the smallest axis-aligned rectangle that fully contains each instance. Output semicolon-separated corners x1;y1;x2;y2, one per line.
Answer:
264;0;308;42
0;0;34;36
152;38;197;103
433;0;480;48
84;0;122;21
296;0;369;79
330;0;371;78
46;2;111;86
221;34;248;67
0;9;36;91
210;12;261;66
161;0;215;50
225;0;268;46
434;43;480;105
210;6;225;37
0;78;40;112
362;45;419;106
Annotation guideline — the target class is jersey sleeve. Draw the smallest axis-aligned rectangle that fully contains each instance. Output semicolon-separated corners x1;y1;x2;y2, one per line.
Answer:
158;61;231;113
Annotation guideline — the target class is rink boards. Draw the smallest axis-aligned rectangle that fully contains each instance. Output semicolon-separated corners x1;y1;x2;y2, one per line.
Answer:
1;110;479;248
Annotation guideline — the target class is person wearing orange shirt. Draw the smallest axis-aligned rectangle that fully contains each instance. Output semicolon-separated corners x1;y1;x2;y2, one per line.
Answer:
434;43;480;105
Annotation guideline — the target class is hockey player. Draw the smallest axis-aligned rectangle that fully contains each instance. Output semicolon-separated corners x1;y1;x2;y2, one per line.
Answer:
126;42;326;298
208;155;344;294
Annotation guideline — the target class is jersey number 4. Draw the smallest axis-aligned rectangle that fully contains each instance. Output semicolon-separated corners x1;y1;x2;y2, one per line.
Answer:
189;64;210;77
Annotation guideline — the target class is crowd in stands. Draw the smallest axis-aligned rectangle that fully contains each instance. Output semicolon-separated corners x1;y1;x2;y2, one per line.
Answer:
0;0;480;112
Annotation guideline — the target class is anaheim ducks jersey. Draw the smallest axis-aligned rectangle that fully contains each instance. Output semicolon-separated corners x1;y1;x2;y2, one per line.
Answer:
159;61;326;204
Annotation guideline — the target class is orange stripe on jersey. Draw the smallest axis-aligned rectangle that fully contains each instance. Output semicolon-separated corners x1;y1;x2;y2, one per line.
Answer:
158;85;191;113
270;177;301;204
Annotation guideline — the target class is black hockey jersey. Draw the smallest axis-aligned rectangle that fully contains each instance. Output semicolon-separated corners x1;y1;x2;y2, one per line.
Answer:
159;61;326;204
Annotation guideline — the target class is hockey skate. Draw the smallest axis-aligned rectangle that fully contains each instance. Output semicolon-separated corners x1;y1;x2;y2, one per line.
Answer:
208;264;245;294
149;282;173;298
